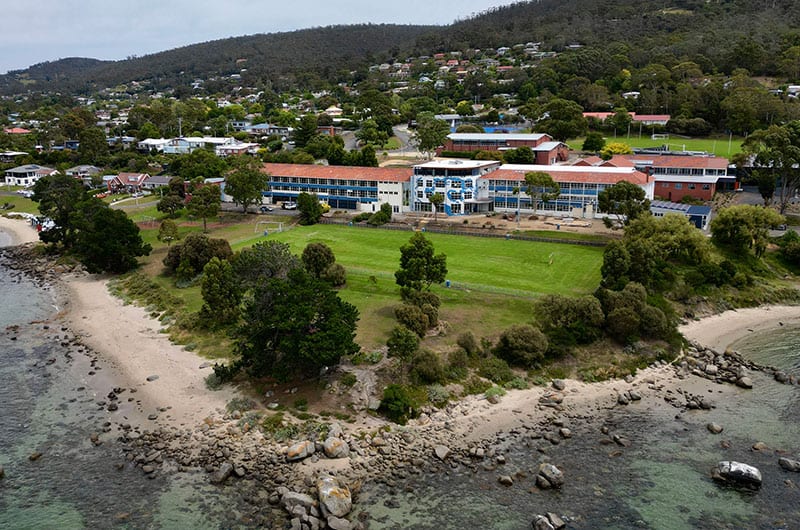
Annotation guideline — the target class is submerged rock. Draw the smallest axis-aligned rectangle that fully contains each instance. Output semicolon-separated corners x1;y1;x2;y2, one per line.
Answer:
712;461;762;488
210;462;233;484
707;423;724;434
779;458;800;472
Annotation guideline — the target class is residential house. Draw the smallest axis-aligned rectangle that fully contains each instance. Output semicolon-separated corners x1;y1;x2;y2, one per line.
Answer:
137;138;170;152
141;175;173;191
216;142;260;157
107;172;150;193
65;165;102;187
4;164;57;187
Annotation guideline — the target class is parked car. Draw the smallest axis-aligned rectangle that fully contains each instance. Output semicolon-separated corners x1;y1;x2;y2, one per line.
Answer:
282;201;297;210
260;205;274;213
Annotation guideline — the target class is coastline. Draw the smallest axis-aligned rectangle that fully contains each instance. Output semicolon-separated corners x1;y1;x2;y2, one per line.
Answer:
0;215;41;245
679;304;800;353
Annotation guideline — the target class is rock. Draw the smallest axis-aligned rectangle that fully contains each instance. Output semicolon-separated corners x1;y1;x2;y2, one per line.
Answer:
775;371;790;384
29;452;43;461
317;475;352;518
142;465;155;474
146;375;159;382
617;393;630;406
286;440;316;462
328;422;344;439
546;512;566;529
551;379;566;391
559;428;572;439
707;423;724;434
752;442;769;452
705;364;718;376
434;445;450;461
532;514;555;530
210;462;233;484
323;437;350;459
712;461;762;488
628;390;642;401
612;434;631;447
779;458;800;472
536;463;564;489
0;465;4;479
281;491;316;512
327;515;352;530
498;475;513;486
737;377;753;389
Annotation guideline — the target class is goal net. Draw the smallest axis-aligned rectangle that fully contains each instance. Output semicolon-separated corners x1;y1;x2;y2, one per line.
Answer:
255;221;284;235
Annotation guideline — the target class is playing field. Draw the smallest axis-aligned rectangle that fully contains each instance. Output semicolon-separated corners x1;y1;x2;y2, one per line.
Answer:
569;135;744;157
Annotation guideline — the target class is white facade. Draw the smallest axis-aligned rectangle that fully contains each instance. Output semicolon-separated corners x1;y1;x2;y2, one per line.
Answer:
412;159;500;215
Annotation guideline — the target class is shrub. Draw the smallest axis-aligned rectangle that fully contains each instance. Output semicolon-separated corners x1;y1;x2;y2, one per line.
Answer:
322;263;347;287
456;331;480;356
462;375;492;395
447;349;469;381
340;372;357;387
395;304;429;338
427;384;450;407
607;306;641;344
386;325;420;362
420;303;439;328
410;349;446;385
640;305;669;339
534;294;604;345
478;356;514;384
494;324;549;367
484;385;506;400
163;233;232;277
401;288;441;308
379;384;421;424
504;376;529;390
352;212;371;223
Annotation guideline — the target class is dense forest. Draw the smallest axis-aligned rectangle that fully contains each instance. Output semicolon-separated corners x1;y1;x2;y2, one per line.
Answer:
2;0;799;97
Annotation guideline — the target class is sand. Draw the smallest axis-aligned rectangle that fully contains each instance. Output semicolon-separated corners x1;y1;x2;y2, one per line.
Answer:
0;215;41;245
680;305;800;352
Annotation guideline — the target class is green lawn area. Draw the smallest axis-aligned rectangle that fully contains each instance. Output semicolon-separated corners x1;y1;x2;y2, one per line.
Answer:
568;134;744;158
0;195;39;214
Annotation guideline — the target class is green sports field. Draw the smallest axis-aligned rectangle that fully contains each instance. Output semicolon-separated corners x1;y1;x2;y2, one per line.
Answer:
569;135;744;158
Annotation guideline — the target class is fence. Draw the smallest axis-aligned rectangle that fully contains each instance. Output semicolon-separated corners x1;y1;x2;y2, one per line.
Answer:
318;218;608;247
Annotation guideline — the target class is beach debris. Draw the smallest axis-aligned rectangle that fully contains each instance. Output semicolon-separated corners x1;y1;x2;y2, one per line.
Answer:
146;374;159;382
707;422;724;434
779;458;800;472
536;463;564;489
712;461;762;489
317;474;352;518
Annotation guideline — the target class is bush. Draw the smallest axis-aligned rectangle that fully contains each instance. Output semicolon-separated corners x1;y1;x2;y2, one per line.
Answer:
534;294;604;345
386;325;420;362
607;306;641;344
504;376;529;390
494;324;549;367
322;263;347;287
420;303;439;328
477;356;514;384
410;349;446;385
340;372;357;387
163;233;232;277
639;305;669;339
379;384;422;424
427;384;450;407
447;349;469;381
401;288;441;308
484;385;506;400
462;375;492;395
395;304;429;338
352;212;371;223
456;331;480;356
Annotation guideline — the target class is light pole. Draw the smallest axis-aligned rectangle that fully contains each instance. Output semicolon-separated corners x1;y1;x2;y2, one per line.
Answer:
513;186;520;231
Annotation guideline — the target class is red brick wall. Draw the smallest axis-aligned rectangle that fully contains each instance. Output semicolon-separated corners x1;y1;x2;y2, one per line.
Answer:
654;181;715;201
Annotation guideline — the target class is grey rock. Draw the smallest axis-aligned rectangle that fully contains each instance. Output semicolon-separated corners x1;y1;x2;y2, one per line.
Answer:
286;440;315;462
775;371;790;384
705;364;719;376
537;463;564;489
559;428;572;439
327;515;352;530
712;461;762;488
707;423;724;434
617;393;630;405
498;475;513;486
546;513;566;529
28;452;42;461
434;445;450;461
532;515;555;530
328;422;344;439
737;377;754;389
281;491;317;511
142;465;155;474
146;375;159;382
779;458;800;472
323;437;350;459
317;475;352;518
628;390;642;401
551;379;566;391
210;462;233;484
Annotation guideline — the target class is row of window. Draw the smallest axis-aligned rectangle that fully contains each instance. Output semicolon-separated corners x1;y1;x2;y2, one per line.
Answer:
271;185;378;198
659;182;711;190
271;177;381;187
653;167;727;176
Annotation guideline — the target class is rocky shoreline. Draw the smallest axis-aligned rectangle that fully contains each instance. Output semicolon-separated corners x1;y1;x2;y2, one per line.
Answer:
2;244;799;529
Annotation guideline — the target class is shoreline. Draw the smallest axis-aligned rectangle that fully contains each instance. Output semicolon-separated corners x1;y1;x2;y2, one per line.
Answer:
0;215;41;246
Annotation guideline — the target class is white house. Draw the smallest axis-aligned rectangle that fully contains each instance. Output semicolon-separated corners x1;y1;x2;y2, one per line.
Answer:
4;164;57;187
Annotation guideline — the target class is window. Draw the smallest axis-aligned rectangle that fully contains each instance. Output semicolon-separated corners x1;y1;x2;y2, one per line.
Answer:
675;183;682;189
661;182;669;188
688;184;696;190
702;184;711;190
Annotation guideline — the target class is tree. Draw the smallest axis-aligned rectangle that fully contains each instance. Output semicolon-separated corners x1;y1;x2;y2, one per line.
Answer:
232;240;300;290
455;100;473;116
582;132;605;153
606;108;633;135
494;324;549;367
597;180;650;226
429;192;445;221
200;257;241;326
524;171;560;214
225;156;270;213
302;242;336;279
599;142;633;160
73;207;152;273
386;325;420;370
355;118;388;146
739;123;800;214
172;149;228;181
157;219;179;246
297;192;324;225
710;205;784;258
157;194;184;217
533;294;604;345
535;98;588;141
187;184;221;232
31;173;87;249
293;114;318;148
412;112;450;159
395;232;447;293
503;146;535;164
78;126;109;163
234;268;359;378
163;232;233;278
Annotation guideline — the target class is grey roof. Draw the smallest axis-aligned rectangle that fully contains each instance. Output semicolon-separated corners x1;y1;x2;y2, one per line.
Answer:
650;200;711;215
532;141;566;151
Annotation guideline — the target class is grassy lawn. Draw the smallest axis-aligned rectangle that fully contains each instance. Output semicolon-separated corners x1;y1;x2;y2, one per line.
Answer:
520;229;614;243
136;220;604;351
0;195;39;214
568;134;744;157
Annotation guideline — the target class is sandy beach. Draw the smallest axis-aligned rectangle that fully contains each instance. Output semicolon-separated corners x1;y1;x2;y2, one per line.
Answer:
0;215;41;245
680;305;800;352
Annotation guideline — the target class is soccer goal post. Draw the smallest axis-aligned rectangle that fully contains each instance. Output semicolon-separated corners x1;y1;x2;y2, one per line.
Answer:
255;221;284;235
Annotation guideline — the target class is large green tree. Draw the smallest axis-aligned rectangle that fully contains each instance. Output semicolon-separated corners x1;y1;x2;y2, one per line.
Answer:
412;112;451;159
200;257;241;326
225;156;270;213
235;268;359;378
524;171;560;214
535;98;588;141
73;206;151;273
187;184;221;232
598;180;650;226
395;232;447;293
232;240;300;290
739;122;800;214
297;192;323;225
31;173;87;249
711;205;784;258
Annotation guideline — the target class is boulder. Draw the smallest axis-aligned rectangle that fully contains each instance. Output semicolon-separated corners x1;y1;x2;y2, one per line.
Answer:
546;512;566;529
736;377;753;389
210;462;233;484
317;475;352;518
498;475;513;486
281;491;317;512
707;423;724;435
536;463;564;489
551;379;566;391
779;458;800;472
323;437;350;459
712;461;762;488
434;445;450;461
532;515;555;530
286;440;315;462
327;515;352;530
328;422;344;439
705;364;719;376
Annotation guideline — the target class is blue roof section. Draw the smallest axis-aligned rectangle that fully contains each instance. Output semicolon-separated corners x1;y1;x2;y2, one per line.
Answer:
650;200;711;216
